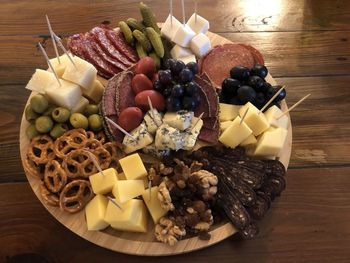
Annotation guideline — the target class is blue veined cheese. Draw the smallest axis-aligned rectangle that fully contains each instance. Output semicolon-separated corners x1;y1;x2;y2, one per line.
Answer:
182;117;204;150
163;110;194;131
123;123;154;154
143;109;163;134
155;124;184;151
142;143;171;158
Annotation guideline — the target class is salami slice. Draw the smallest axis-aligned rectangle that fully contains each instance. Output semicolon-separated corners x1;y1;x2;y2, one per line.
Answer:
115;70;135;113
200;44;255;88
66;34;85;58
238;44;265;65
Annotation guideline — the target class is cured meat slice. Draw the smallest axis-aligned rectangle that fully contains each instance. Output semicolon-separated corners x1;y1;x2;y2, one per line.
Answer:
101;72;123;117
238;44;265;65
91;26;134;67
199;44;255;88
105;28;139;63
202;117;218;130
66;34;85;58
198;127;219;144
115;70;135;113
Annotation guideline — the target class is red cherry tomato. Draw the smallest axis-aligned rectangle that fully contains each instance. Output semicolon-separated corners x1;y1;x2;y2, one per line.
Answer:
134;57;156;78
131;73;153;94
152;73;159;83
135;90;165;111
117;107;143;132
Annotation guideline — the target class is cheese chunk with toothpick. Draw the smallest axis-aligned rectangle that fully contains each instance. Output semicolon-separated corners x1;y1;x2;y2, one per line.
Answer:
186;13;209;34
142;186;168;224
190;33;211;58
253;127;288;157
219;116;252;148
85;194;109;231
119;153;148;180
172;24;196;48
89;168;118;195
71;96;89;113
240;134;257;146
45;79;82;109
264;105;289;129
48;54;74;77
170;45;193;59
112;180;145;203
239;102;270;136
161;14;182;41
83;79;104;103
25;69;58;93
219;103;240;121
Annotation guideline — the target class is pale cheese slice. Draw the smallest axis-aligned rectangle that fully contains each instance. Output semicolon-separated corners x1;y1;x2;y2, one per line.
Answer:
112;180;145;203
142;186;168;224
85;195;109;231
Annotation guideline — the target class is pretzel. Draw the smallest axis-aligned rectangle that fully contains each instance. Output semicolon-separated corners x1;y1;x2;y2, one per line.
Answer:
40;182;59;207
27;135;55;164
59;180;94;213
86;131;95;141
44;160;67;193
23;155;45;179
85;139;103;150
62;149;99;179
103;142;125;169
92;146;112;170
94;131;107;144
53;129;88;159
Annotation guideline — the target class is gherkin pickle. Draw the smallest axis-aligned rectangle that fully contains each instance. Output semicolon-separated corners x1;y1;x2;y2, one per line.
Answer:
30;94;49;114
52;107;71;123
35;116;54;133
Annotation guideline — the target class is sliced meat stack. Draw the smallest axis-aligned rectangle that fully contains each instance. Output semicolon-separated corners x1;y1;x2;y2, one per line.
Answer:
67;25;139;79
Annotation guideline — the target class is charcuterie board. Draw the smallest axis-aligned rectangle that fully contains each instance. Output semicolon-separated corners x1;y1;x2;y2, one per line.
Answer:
20;30;292;256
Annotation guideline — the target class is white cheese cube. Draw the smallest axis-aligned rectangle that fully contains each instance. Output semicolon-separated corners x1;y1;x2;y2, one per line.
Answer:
48;54;74;77
123;123;154;154
219;116;252;148
178;54;197;65
239;102;270;136
163;110;193;131
83;79;104;103
155;124;184;151
182;117;203;150
45;79;82;109
170;45;193;59
62;56;97;90
143;109;163;134
240;134;257;146
71;96;89;113
264;105;289;129
172;24;196;48
161;14;182;41
186;13;209;34
190;33;211;58
26;69;58;94
219;103;240;121
254;127;288;157
220;121;233;131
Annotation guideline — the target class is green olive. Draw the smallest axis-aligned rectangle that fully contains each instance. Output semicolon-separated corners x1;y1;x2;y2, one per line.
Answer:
25;104;39;122
30;94;49;114
43;105;56;116
35;116;54;133
70;113;88;129
84;104;99;117
88;114;102;132
50;123;69;139
52;107;71;123
26;124;39;140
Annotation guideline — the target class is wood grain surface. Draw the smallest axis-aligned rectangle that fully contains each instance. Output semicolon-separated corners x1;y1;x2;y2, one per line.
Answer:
1;0;350;261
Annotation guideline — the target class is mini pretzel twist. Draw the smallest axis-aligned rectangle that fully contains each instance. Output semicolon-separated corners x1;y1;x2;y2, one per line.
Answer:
85;139;103;150
86;131;95;141
103;142;125;169
62;149;98;179
59;180;94;213
53;129;88;159
40;182;59;207
44;159;68;193
23;155;45;179
95;131;107;144
27;135;55;164
92;146;112;170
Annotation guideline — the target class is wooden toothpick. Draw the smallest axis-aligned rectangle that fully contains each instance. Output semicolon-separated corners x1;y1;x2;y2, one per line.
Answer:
194;1;198;23
170;0;173;27
45;15;60;64
105;117;136;141
107;196;123;210
259;86;285;114
240;107;249;125
84;150;105;177
147;96;155;119
190;112;204;131
53;33;77;68
38;42;61;86
277;94;311;119
181;0;186;25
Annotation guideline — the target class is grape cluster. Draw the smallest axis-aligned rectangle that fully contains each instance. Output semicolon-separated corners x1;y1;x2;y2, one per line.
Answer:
219;64;286;111
153;59;201;112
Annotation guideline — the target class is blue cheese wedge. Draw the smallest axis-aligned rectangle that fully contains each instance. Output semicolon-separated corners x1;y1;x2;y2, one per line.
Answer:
155;124;184;151
142;143;171;158
144;109;163;134
163;110;194;131
123;123;153;154
182;117;204;150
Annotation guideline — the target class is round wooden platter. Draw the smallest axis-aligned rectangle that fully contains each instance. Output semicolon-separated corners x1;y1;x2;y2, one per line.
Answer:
19;31;292;256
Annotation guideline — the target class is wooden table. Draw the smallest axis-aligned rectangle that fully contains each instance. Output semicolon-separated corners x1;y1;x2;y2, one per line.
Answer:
1;0;349;262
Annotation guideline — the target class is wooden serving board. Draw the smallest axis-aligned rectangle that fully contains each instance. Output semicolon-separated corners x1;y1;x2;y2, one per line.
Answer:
19;31;292;256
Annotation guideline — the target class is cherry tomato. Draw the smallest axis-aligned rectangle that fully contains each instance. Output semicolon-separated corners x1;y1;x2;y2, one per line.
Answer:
117;107;143;131
131;74;153;94
134;57;156;78
135;90;165;111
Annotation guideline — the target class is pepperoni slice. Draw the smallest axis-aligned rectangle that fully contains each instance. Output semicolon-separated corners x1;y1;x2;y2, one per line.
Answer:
238;44;265;65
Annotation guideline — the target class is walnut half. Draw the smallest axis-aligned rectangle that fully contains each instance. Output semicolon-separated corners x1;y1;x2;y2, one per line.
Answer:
155;217;186;246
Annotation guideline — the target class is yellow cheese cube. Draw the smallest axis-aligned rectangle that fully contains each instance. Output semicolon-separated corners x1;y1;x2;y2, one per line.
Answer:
85;194;109;231
112;180;145;203
239;102;270;136
219;103;240;121
254;127;288;157
142;186;168;224
119;153;148;180
25;69;58;93
264;105;289;129
48;54;73;77
240;133;257;146
71;96;89;113
220;121;233;131
83;79;104;103
219;116;252;148
89;168;118;194
104;199;148;233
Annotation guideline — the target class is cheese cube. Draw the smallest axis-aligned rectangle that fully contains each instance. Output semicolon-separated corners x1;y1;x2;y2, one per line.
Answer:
123;123;153;154
239;102;270;136
172;24;196;48
89;168;118;195
182;117;203;150
155;124;184;151
254;127;288;157
219;116;252;148
220;121;233;131
45;79;82;109
83;79;104;103
186;13;209;34
219;103;240;121
62;56;97;90
26;69;58;93
178;54;197;65
190;33;211;58
142;143;171;158
163;110;193;131
119;153;148;180
143;109;163;134
85;194;109;231
240;134;257;146
71;96;89;113
117;172;126;180
48;54;74;77
264;105;289;129
170;45;193;59
112;180;145;203
104;199;148;233
161;14;182;41
142;186;168;224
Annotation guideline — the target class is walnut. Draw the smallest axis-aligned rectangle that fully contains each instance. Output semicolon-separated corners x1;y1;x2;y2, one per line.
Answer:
158;179;175;211
155;217;186;246
190;170;218;201
173;159;190;189
159;163;173;176
190;161;203;173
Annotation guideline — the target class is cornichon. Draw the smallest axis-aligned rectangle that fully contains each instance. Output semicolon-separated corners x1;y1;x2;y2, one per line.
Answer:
145;27;164;58
132;29;152;52
149;52;161;69
126;18;145;32
118;21;134;45
139;2;160;34
135;42;147;58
